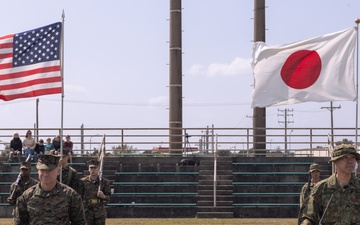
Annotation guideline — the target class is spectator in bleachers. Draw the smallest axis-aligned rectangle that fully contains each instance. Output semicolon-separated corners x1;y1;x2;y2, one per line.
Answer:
7;162;38;207
50;135;62;155
300;144;360;224
44;137;53;154
8;132;22;163
58;149;80;192
23;130;37;162
34;139;45;155
63;135;74;164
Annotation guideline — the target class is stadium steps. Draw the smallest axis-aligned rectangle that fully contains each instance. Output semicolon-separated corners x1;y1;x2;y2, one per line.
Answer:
196;157;234;218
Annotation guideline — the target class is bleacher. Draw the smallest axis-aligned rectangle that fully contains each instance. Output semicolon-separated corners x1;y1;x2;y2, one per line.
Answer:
0;155;331;218
232;157;331;218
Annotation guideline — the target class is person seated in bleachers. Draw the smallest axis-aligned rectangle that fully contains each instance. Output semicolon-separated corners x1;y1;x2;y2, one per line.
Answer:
34;139;45;155
63;135;74;164
8;132;22;163
44;138;54;155
50;135;62;155
23;130;37;162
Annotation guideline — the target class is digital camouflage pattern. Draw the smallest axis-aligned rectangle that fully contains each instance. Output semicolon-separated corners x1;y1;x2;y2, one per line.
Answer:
300;163;321;207
58;165;80;192
300;173;360;225
298;181;316;225
299;182;316;208
14;181;86;225
308;163;320;172
36;154;60;170
8;177;38;206
330;144;360;162
79;176;111;225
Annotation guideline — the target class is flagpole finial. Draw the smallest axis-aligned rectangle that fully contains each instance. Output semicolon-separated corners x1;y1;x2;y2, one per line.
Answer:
62;9;65;19
355;18;360;25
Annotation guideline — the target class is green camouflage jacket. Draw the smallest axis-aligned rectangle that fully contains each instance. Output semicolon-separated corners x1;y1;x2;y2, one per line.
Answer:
300;181;316;208
300;173;360;225
14;181;85;225
8;177;38;206
58;165;80;193
79;176;111;219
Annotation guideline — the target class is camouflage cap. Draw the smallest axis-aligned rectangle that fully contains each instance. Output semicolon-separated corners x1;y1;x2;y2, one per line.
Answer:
330;144;360;162
88;159;100;168
20;161;31;169
309;163;320;172
36;154;60;170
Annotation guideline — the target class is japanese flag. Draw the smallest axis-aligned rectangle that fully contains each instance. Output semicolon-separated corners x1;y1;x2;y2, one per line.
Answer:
251;27;357;108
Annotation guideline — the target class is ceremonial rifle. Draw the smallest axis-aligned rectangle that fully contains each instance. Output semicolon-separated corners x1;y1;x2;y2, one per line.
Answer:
98;135;106;192
8;154;31;201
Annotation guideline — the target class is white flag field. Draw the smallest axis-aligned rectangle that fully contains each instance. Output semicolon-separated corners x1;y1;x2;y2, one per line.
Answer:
251;27;357;108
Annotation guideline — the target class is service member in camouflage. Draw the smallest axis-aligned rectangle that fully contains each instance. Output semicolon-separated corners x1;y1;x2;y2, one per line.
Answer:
300;144;360;225
58;149;80;192
299;163;321;207
14;154;86;225
79;159;111;225
7;162;38;206
298;163;321;224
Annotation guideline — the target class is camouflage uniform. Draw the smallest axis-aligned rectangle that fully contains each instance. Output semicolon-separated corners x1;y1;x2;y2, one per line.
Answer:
299;164;321;207
8;177;38;206
59;165;80;192
300;145;360;225
80;176;111;225
14;182;86;225
8;162;38;206
14;154;86;225
79;160;111;225
300;174;360;224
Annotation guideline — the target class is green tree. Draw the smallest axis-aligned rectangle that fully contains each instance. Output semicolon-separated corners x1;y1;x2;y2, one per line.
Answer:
112;144;137;155
335;138;353;146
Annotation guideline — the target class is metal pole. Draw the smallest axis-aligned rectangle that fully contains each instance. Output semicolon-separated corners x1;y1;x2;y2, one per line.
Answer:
80;124;84;155
59;10;65;183
330;102;334;147
211;124;215;153
213;134;218;207
36;98;39;142
284;109;288;151
355;18;360;148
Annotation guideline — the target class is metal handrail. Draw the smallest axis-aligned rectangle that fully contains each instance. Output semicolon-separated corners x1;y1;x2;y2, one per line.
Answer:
0;127;358;157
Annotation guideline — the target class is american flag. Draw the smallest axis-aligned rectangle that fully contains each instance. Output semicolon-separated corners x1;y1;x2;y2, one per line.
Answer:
0;22;62;101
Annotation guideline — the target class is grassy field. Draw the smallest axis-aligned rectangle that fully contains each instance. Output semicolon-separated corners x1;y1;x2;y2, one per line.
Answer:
1;218;297;224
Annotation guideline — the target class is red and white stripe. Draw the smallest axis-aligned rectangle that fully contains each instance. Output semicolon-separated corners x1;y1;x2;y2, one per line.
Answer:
0;34;61;101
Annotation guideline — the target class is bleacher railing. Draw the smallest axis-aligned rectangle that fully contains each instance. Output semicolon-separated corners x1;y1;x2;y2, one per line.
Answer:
0;127;357;157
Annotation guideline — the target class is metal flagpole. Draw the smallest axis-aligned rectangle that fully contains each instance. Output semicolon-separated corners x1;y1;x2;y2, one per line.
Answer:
59;10;65;183
355;18;360;150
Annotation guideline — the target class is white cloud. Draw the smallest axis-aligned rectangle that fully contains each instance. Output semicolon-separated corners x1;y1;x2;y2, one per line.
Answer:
187;57;252;77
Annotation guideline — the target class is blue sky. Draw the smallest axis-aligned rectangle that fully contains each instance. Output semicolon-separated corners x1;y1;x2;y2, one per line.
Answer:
0;0;359;139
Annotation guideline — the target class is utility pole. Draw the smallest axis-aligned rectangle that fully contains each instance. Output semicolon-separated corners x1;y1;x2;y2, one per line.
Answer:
252;0;266;156
169;0;183;154
278;109;294;152
321;102;341;147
